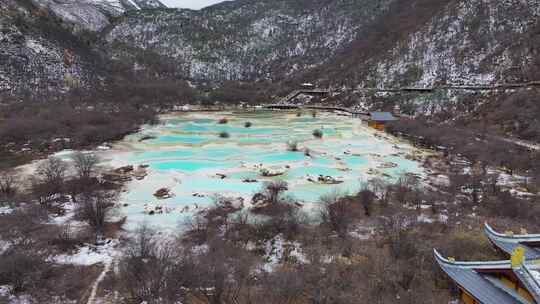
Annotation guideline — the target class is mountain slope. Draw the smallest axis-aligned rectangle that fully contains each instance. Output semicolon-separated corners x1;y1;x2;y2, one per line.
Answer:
104;0;540;89
104;0;396;81
0;0;169;98
317;0;540;87
0;0;109;98
30;0;166;32
3;0;540;109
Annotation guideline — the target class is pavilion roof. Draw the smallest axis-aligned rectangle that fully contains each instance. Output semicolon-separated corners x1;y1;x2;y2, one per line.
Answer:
434;250;535;304
369;112;397;121
485;223;540;260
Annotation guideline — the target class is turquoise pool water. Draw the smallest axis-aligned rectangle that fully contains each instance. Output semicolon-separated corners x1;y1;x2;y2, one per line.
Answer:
109;111;424;230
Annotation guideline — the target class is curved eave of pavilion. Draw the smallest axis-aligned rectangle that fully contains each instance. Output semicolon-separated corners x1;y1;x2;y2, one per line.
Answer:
485;223;540;242
434;250;529;304
434;249;511;269
485;223;540;259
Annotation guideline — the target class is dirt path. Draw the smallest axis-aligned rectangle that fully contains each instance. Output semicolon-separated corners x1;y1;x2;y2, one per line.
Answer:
86;260;112;304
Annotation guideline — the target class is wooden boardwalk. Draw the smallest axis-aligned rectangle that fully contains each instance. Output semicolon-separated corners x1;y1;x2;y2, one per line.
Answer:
264;104;369;118
278;89;330;103
269;81;540;118
354;81;540;93
277;81;540;103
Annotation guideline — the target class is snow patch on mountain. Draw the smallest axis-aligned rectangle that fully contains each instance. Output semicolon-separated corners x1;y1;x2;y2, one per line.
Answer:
105;0;395;81
31;0;113;32
368;0;540;87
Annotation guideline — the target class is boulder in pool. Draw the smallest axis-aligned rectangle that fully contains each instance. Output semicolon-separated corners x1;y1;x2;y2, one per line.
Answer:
307;175;344;185
378;162;398;169
139;135;157;142
260;168;285;177
133;166;148;180
154;188;173;199
114;165;134;174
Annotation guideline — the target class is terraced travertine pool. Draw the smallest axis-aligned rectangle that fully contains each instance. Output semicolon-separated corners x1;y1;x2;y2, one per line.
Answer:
102;110;425;230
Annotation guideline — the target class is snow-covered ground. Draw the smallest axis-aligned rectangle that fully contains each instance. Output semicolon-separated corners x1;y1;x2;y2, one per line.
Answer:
55;239;119;266
262;234;306;272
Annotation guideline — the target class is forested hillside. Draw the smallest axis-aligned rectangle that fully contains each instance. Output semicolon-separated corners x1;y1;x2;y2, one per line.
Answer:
105;0;395;81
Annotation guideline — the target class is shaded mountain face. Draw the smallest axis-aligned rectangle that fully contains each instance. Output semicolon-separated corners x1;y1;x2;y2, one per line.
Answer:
0;0;167;98
30;0;166;32
316;0;540;87
104;0;396;81
105;0;540;87
2;0;540;102
0;0;99;97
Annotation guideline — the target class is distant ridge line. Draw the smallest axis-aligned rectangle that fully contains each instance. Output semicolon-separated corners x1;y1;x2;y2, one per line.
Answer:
354;81;540;93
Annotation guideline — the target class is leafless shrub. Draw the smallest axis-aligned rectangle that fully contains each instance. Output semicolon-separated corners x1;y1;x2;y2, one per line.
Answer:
319;191;355;238
72;152;99;180
36;157;68;188
0;172;18;201
262;203;305;240
120;224;260;304
394;173;419;205
0;206;53;294
32;157;68;205
358;182;376;216
369;177;391;205
259;268;305;303
119;225;183;304
382;215;419;260
184;235;259;304
51;224;78;252
263;180;288;205
76;191;117;243
0;248;52;293
0;205;48;250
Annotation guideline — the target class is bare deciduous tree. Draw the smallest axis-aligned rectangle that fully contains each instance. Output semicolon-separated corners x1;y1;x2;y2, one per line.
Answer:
36;157;68;188
358;183;376;216
264;180;288;205
119;225;183;304
319;191;355;238
32;157;68;204
0;171;18;201
72;152;99;180
77;190;117;243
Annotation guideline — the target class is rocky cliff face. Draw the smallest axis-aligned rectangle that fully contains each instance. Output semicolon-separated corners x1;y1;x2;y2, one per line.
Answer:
0;0;91;97
2;0;539;107
105;0;540;88
333;0;540;87
0;0;165;99
31;0;166;32
105;0;396;81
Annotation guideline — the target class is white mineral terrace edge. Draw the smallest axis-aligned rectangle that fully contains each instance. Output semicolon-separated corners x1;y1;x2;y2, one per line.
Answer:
67;110;427;230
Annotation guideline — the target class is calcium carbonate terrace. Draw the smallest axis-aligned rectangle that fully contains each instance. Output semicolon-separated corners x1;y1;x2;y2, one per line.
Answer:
98;110;425;230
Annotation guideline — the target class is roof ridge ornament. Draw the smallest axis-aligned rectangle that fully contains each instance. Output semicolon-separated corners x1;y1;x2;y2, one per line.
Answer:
512;246;526;268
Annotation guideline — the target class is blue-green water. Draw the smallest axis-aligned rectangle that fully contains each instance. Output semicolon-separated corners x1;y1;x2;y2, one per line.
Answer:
110;111;424;230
